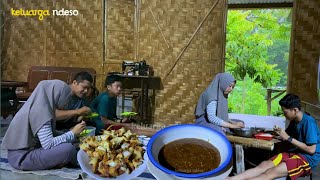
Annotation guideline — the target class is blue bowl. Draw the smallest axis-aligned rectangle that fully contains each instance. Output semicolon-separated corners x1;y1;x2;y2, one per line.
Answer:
147;124;232;179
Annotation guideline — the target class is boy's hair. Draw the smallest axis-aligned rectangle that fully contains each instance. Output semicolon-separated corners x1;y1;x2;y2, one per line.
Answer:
73;71;93;83
105;74;122;87
279;94;301;110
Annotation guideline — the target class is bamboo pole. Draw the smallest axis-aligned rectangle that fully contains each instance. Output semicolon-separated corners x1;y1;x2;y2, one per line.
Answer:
102;0;107;65
287;0;297;94
101;0;108;89
227;135;275;151
148;5;171;49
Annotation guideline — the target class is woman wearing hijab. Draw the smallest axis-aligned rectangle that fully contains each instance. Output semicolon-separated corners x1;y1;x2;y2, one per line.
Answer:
2;80;86;170
195;73;244;135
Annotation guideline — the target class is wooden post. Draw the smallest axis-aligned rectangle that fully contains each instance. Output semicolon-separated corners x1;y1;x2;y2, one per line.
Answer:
267;88;272;116
122;90;125;114
235;144;245;174
266;88;286;116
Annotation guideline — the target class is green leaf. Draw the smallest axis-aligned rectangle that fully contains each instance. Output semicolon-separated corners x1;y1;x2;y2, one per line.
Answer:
120;112;138;117
83;112;99;119
80;129;93;136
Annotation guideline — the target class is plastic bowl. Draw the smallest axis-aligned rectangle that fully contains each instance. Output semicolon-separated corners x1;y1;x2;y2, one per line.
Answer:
147;124;232;179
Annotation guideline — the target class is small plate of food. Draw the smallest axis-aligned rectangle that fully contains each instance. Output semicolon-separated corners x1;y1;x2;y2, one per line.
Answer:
254;132;274;140
77;127;147;180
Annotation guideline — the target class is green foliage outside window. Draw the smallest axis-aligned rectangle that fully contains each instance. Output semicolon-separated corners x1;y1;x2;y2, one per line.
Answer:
226;9;291;116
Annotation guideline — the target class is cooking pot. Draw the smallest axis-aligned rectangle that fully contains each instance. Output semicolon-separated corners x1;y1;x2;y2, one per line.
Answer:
230;127;265;138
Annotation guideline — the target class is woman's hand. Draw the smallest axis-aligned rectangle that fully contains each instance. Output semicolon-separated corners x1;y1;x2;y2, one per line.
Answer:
71;121;86;136
220;120;244;129
229;121;245;129
273;125;290;140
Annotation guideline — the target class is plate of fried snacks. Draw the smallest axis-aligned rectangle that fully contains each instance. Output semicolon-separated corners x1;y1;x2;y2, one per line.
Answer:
78;127;147;180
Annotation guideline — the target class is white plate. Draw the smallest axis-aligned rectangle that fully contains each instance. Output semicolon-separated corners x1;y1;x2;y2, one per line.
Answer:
147;160;178;180
77;149;148;180
138;135;147;138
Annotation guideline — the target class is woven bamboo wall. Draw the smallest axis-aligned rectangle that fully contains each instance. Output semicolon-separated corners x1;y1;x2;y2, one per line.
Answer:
137;0;227;124
1;0;106;89
288;0;320;104
104;0;135;73
1;0;227;125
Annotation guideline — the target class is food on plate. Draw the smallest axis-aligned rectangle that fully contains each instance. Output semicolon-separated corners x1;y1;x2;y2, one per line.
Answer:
158;138;220;174
79;127;145;177
79;129;94;137
254;132;274;140
120;112;138;117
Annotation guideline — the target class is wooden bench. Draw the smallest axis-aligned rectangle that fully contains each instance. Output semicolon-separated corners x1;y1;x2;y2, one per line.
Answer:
16;66;96;101
1;81;27;118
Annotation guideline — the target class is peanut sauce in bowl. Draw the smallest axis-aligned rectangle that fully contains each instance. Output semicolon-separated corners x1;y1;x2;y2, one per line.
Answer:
147;124;232;179
158;138;220;174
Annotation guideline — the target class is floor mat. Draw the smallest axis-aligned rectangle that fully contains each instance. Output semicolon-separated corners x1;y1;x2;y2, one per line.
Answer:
0;143;83;179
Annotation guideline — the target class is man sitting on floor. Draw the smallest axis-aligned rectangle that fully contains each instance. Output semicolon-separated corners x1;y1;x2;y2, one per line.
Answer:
90;74;122;134
56;71;93;130
90;74;159;137
226;94;320;180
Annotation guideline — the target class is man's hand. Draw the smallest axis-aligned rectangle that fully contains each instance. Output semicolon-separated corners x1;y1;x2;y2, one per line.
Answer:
77;116;91;122
76;106;91;116
71;121;86;136
121;117;133;123
273;125;290;140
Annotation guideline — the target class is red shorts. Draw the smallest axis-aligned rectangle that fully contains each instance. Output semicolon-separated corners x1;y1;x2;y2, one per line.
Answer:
271;153;311;180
